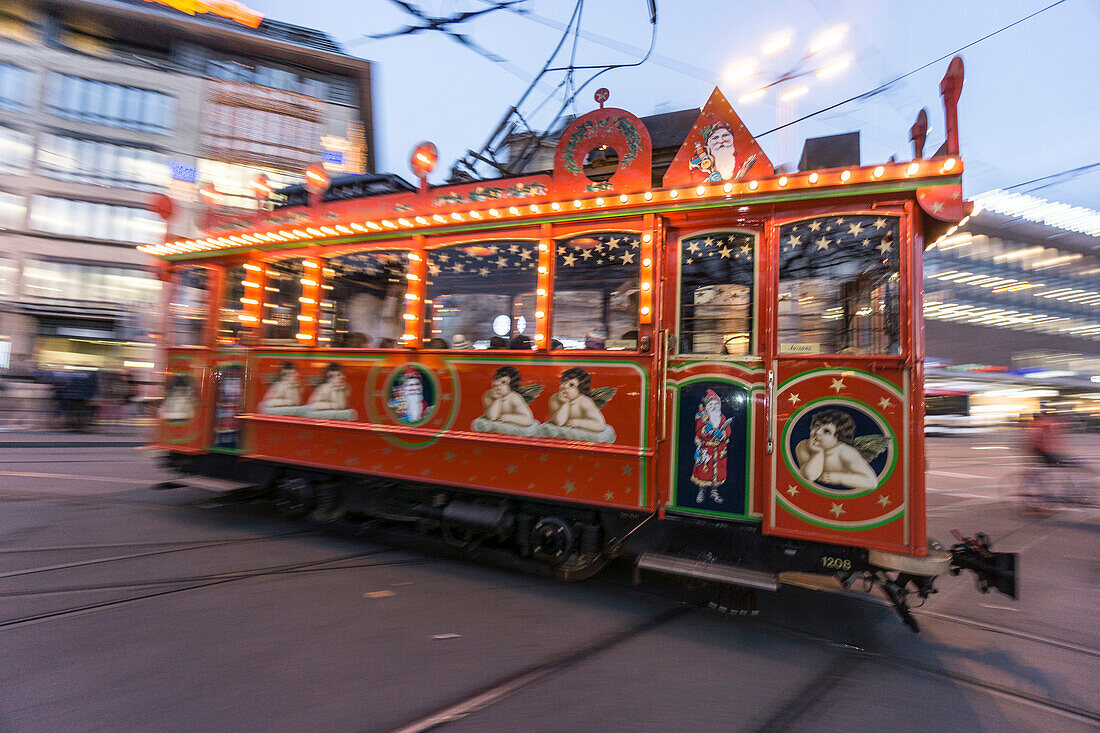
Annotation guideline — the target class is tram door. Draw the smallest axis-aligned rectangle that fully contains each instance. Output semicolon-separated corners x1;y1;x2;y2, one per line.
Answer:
764;211;921;555
661;227;764;521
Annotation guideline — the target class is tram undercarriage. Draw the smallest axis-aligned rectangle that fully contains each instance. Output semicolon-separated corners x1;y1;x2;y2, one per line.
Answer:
162;451;1016;632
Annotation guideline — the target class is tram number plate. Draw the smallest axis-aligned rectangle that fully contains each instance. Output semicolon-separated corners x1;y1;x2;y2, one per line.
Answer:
821;556;852;571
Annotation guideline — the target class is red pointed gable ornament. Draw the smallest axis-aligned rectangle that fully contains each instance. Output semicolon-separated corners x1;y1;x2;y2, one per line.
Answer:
663;87;772;188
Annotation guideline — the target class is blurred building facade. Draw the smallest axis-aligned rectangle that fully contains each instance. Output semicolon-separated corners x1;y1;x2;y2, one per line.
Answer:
0;0;374;375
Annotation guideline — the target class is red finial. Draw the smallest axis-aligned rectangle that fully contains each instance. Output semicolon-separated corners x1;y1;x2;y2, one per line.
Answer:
594;87;609;109
910;108;928;160
939;56;964;156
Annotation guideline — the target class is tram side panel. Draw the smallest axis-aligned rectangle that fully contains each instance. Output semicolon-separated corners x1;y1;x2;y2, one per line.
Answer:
237;352;655;510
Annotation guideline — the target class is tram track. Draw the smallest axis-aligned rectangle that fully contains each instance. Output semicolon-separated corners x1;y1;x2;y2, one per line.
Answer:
0;546;424;631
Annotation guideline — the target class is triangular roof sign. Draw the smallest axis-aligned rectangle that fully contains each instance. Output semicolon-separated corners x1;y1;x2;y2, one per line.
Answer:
662;87;773;188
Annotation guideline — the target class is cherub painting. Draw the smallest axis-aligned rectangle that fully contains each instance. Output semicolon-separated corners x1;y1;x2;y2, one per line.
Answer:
471;365;543;437
303;362;357;421
536;367;616;443
159;373;195;423
794;408;889;491
259;362;303;416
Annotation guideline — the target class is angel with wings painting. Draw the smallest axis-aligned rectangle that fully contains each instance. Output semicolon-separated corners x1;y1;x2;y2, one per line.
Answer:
537;367;617;443
794;409;889;491
471;365;543;437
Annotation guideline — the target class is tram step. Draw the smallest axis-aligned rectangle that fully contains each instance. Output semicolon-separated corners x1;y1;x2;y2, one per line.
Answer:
636;553;780;591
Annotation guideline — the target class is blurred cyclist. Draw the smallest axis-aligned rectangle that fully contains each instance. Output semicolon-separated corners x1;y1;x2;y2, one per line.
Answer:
1026;411;1069;467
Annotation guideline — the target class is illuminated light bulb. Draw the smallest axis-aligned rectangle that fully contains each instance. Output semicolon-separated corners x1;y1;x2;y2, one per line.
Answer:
243;263;261;271
723;182;733;193
644;191;653;201
404;293;418;301
303;260;319;268
406;273;419;281
539;243;548;252
535;333;544;341
530;204;540;213
550;202;561;211
366;222;380;230
669;189;679;199
642;233;652;242
573;200;582;208
398;218;412;227
873;166;885;178
403;313;416;320
306;228;322;237
415;217;428;225
296;333;310;340
840;170;851;182
808;173;819;184
509;206;520;215
229;236;246;244
943;157;957;172
538;266;548;274
296;315;314;322
293;230;309;238
619;194;628;203
489;208;501;217
320;226;338;235
238;314;258;322
351;223;366;232
382;220;396;228
593;198;604;206
642;258;652;267
300;278;318;287
408;252;422;261
696;186;705;196
451;212;463;221
299;297;316;304
778;176;789;187
336;225;353;234
748;180;759;190
536;310;545;319
537;288;547;296
433;214;446;223
243;281;259;288
641;306;650;316
240;298;258;305
906;162;920;176
401;333;414;341
470;211;482;219
641;281;652;291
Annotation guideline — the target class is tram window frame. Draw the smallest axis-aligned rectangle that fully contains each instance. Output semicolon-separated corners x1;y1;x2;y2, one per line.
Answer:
550;230;642;351
675;229;759;358
423;239;540;350
776;213;902;357
320;248;410;349
258;256;307;346
215;263;250;347
167;264;213;348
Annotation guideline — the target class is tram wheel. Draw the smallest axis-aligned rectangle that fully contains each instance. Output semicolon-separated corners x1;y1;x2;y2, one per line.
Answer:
531;517;575;564
310;482;345;522
274;476;314;518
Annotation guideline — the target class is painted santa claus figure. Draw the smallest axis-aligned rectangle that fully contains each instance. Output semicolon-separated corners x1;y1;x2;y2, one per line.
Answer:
691;389;733;503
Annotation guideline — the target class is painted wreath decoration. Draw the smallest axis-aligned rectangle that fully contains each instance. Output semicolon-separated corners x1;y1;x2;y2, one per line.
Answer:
562;116;643;175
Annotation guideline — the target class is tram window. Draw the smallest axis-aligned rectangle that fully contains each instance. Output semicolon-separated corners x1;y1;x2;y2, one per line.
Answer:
678;231;756;355
215;264;247;346
777;214;901;355
321;250;408;347
168;266;209;347
424;241;538;348
260;258;305;345
552;232;640;350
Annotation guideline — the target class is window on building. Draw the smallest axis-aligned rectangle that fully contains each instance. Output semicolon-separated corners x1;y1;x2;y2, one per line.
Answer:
168;266;209;347
678;231;756;355
0;257;15;297
320;250;408;348
552;232;640;350
216;264;248;346
22;260;160;306
28;196;166;244
424;241;539;349
44;73;174;133
260;258;305;344
37;133;169;191
0;191;26;229
0;125;33;173
195;160;301;210
777;214;901;355
0;62;33;111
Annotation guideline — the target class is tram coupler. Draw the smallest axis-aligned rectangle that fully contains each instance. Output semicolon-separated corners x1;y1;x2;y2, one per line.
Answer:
948;531;1018;599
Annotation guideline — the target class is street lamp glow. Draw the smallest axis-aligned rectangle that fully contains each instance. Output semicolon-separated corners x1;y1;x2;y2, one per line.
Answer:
739;88;767;104
810;26;846;54
780;86;808;102
763;34;791;55
816;58;850;78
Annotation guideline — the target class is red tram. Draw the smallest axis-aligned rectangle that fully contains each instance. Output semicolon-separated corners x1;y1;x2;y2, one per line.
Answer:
145;60;1015;630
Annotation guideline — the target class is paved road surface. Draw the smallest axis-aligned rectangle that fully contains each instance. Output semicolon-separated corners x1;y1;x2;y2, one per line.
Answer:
1;430;1097;732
